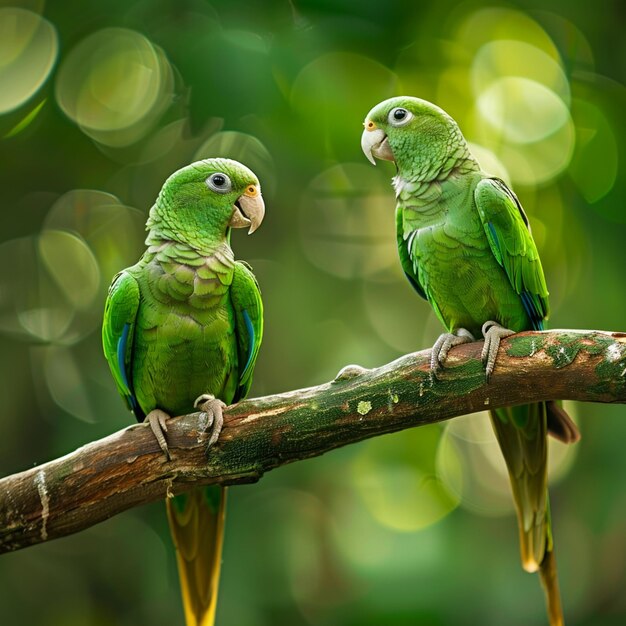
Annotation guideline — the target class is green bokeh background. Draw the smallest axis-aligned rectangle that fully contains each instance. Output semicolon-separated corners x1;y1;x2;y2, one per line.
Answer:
1;1;625;624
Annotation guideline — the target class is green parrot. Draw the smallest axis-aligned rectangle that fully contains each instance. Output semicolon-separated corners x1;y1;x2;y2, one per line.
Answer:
102;158;265;626
361;96;579;626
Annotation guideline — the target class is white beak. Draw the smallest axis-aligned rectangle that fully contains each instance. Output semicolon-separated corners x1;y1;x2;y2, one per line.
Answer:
361;127;395;164
229;192;265;234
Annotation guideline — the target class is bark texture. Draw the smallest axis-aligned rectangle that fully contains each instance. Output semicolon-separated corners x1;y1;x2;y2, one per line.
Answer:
1;330;625;554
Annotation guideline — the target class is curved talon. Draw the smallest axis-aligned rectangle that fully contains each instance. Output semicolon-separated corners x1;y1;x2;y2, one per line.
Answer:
430;328;475;373
145;409;171;461
481;320;515;381
194;393;226;449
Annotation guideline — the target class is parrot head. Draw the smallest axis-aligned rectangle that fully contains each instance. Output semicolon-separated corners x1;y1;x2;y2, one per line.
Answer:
149;158;265;245
361;96;464;172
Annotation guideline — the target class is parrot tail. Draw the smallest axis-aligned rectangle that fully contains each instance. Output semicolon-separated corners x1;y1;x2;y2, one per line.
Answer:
546;400;580;444
539;546;564;626
489;403;564;626
166;485;227;626
489;403;549;572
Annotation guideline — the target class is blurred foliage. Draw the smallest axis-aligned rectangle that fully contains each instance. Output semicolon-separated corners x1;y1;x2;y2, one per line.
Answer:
1;0;625;624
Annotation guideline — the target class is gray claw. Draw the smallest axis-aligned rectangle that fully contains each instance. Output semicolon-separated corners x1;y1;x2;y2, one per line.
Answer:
430;328;475;373
194;393;226;449
481;320;515;380
145;409;171;461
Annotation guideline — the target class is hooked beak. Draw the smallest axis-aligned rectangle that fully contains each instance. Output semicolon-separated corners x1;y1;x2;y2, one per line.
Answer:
229;185;265;234
361;120;395;165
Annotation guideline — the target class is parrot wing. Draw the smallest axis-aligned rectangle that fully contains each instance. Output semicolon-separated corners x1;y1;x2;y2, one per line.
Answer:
474;177;549;330
230;260;263;402
476;178;579;443
102;270;144;419
396;204;451;328
396;204;428;301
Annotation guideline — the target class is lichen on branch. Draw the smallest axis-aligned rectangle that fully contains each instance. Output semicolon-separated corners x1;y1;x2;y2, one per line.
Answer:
1;329;625;555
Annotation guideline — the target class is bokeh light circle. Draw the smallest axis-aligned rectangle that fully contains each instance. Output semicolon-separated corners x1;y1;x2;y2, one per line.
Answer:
43;189;146;286
472;40;570;106
361;271;426;353
0;8;58;114
0;190;145;346
437;411;579;516
55;28;173;146
472;76;576;186
38;229;100;311
291;52;400;156
0;235;75;342
455;7;561;59
477;77;570;144
498;119;575;186
300;163;396;279
352;427;459;532
569;98;619;204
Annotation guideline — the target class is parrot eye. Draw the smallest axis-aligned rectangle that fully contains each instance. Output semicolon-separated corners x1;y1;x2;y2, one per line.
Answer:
206;173;232;194
388;107;413;127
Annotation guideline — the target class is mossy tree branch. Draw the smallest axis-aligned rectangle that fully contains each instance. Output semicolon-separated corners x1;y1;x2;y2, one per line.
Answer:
1;329;625;555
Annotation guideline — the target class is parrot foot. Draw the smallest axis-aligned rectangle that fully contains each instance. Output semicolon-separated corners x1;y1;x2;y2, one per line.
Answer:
430;328;475;373
194;394;226;449
481;320;515;381
144;409;171;461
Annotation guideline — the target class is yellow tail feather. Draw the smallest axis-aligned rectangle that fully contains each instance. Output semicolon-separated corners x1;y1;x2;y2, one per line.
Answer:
490;404;565;624
166;485;227;626
539;549;564;626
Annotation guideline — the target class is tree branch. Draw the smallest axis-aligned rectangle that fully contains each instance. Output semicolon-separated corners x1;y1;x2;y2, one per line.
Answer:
1;329;625;554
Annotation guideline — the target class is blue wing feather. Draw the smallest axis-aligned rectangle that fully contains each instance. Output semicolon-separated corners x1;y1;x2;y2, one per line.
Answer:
241;310;255;379
230;262;263;402
102;270;144;420
116;322;142;416
117;324;131;389
520;292;544;331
